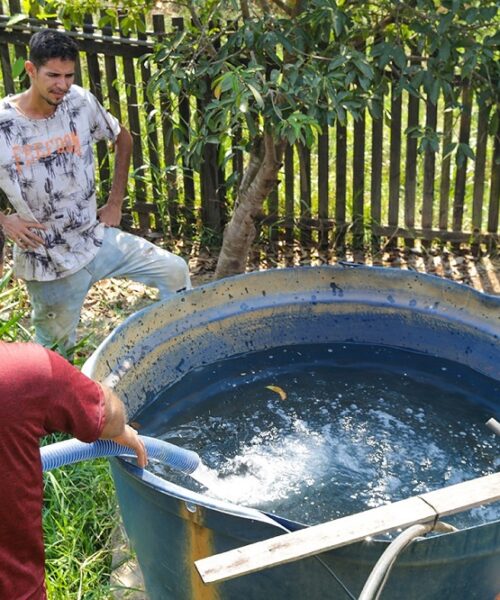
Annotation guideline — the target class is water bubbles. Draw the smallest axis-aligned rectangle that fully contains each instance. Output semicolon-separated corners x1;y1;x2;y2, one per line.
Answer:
139;343;500;531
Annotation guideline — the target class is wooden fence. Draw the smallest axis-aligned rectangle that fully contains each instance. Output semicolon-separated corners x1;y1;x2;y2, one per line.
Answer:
0;7;498;253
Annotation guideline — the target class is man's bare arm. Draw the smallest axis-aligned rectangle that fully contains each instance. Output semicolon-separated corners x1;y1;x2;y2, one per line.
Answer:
97;126;133;227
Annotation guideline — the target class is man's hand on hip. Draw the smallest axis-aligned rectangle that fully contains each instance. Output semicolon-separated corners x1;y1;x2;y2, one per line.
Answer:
97;202;122;227
0;213;46;249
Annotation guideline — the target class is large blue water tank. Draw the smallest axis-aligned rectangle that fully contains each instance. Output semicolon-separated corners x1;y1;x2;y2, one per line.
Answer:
84;266;500;599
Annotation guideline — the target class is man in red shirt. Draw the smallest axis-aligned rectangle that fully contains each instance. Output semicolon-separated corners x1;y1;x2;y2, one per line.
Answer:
0;341;147;599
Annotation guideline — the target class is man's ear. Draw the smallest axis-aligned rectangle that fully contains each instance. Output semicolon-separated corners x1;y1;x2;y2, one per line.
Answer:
24;60;36;79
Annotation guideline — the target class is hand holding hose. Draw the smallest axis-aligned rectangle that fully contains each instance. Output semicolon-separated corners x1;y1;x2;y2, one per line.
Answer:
111;424;148;468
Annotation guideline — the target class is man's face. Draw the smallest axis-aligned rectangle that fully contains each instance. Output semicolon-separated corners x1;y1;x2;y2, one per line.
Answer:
26;58;75;106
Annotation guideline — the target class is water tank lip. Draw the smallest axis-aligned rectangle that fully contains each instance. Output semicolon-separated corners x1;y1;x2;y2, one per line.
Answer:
115;458;287;529
83;265;500;381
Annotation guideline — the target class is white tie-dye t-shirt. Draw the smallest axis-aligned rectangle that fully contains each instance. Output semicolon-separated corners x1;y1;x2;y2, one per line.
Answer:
0;85;121;281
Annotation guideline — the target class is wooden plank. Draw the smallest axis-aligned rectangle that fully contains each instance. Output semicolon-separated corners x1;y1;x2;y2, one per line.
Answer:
284;143;294;245
256;217;498;244
138;18;161;209
0;3;14;95
172;16;195;230
83;15;111;198
119;18;146;224
452;86;473;233
298;142;311;247
335;121;347;250
352;111;365;249
317;129;329;249
267;187;279;245
439;106;453;230
388;84;402;242
471;105;490;249
422;98;437;240
195;472;500;584
0;25;153;59
7;0;28;89
153;14;180;236
365;224;498;243
404;92;419;232
198;85;223;235
370;35;384;251
370;112;383;250
102;18;122;122
487;110;499;254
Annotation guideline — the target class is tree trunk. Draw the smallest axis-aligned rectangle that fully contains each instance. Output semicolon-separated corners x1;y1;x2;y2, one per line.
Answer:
215;133;285;279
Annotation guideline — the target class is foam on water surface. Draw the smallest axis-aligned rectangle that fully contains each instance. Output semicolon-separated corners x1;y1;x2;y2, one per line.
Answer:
138;344;500;529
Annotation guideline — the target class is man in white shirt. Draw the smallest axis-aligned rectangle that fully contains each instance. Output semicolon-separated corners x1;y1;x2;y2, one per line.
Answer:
0;29;191;353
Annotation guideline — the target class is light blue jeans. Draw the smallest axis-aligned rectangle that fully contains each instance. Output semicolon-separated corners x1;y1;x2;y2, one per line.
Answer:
25;227;191;351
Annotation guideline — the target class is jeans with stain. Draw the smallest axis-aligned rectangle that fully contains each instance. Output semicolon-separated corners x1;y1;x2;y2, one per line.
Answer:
25;227;191;353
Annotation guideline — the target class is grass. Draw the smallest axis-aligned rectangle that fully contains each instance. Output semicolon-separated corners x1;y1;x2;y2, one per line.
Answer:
1;269;119;599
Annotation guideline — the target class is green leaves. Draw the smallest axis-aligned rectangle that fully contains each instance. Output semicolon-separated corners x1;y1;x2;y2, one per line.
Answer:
11;57;26;80
141;0;498;168
276;111;323;146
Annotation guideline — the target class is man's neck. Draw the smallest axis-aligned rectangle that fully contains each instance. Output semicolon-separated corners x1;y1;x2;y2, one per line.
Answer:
13;89;57;120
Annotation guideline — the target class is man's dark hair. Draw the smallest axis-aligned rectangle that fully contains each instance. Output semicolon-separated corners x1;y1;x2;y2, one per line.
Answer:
29;30;79;68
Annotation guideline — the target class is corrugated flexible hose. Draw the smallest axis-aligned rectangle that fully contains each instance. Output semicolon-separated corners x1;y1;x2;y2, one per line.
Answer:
40;435;201;474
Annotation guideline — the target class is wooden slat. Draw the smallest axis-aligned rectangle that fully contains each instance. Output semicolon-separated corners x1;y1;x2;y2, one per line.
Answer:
370;112;383;250
83;15;111;198
119;18;147;227
8;0;28;89
487;110;499;253
403;50;420;244
0;1;14;95
0;24;153;59
298;142;312;247
422;99;437;240
439;106;453;230
171;17;195;230
195;472;500;584
153;14;180;236
138;19;161;208
198;86;223;234
471;105;490;248
100;18;123;123
284;143;294;245
267;186;279;245
388;84;402;243
370;35;384;251
352;111;365;249
317;129;329;249
404;92;419;232
256;216;499;244
335;121;347;250
452;86;473;233
371;224;498;243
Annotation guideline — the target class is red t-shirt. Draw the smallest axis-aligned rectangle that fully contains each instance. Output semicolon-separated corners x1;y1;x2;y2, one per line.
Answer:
0;342;106;600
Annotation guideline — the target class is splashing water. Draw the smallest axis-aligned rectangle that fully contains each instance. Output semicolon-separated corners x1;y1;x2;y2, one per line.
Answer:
139;343;500;529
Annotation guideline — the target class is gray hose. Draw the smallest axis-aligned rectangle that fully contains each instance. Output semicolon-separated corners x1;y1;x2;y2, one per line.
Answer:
41;435;200;474
358;521;457;600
